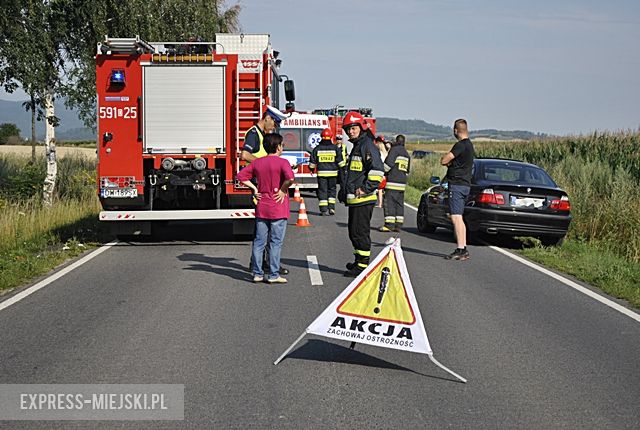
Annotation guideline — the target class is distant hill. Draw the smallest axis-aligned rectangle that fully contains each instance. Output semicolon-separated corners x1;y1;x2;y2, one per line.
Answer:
0;98;93;141
0;98;545;143
376;117;546;141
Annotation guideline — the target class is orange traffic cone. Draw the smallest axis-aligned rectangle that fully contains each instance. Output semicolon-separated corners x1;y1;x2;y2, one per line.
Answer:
296;198;312;227
292;184;302;203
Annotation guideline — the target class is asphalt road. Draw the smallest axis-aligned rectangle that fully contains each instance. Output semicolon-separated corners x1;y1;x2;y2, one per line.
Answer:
1;191;639;429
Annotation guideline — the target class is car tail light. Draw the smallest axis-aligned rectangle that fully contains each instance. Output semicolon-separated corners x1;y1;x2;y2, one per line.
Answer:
476;189;505;205
550;195;571;211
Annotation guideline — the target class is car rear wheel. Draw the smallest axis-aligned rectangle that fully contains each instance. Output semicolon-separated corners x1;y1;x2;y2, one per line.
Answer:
417;197;437;234
541;235;565;247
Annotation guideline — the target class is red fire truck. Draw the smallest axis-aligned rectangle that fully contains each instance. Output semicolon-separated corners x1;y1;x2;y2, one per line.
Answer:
95;35;295;236
279;107;376;189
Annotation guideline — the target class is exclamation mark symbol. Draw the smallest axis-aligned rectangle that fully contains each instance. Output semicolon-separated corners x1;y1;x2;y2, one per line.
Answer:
374;267;391;314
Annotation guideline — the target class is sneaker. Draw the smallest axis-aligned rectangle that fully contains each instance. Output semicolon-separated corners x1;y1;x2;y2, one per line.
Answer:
253;275;264;283
267;276;288;284
445;248;470;261
343;266;364;277
378;225;393;232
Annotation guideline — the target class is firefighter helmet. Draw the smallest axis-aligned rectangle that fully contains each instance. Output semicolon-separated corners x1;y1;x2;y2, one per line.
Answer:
321;128;333;139
342;111;367;131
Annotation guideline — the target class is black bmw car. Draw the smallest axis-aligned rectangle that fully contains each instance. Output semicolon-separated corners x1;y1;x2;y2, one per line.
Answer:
417;158;571;245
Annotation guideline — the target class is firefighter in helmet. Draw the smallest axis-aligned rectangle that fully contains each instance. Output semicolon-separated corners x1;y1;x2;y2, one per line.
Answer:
379;134;411;232
339;111;385;277
309;128;345;215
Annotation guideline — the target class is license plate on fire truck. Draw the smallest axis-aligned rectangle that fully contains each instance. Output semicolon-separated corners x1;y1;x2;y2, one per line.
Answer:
100;188;138;198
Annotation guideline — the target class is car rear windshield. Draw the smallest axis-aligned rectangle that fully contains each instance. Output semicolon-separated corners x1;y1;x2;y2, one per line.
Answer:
477;163;557;187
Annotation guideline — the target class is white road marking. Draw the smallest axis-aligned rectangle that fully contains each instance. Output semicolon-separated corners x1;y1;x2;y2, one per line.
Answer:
404;202;640;323
307;255;323;286
488;246;640;323
0;241;118;313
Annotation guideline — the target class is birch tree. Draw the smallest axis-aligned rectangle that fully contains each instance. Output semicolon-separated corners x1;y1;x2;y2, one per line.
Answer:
1;1;62;203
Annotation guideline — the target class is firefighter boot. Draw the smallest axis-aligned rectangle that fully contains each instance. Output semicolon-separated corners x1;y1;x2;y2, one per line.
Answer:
328;198;336;215
393;222;403;232
379;216;395;232
344;255;369;277
345;250;362;270
343;264;363;277
319;199;329;215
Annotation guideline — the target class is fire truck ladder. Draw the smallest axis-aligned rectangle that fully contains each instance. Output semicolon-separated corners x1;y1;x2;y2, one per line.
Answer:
97;35;155;55
235;62;264;175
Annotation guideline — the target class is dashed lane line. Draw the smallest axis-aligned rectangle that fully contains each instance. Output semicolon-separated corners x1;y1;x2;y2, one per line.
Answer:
307;255;323;286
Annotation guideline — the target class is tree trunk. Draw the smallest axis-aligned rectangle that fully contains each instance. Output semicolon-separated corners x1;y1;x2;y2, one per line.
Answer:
30;94;36;163
43;90;57;207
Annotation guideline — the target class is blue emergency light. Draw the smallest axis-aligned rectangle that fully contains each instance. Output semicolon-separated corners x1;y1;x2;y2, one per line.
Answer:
110;69;125;85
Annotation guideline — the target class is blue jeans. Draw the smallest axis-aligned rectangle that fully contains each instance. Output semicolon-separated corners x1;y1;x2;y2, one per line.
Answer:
252;218;287;280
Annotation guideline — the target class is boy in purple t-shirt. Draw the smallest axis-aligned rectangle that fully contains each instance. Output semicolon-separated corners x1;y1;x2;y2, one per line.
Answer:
237;134;295;283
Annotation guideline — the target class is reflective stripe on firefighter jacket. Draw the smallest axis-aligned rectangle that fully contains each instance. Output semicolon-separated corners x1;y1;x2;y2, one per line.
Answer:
383;144;411;191
309;139;345;177
344;133;384;206
339;143;348;163
243;125;267;160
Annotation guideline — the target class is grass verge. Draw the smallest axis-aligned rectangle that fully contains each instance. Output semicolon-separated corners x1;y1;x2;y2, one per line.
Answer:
0;207;110;293
405;185;640;309
519;240;640;308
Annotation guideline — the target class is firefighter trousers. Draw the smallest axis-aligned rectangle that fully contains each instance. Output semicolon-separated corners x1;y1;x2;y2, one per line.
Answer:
383;189;405;228
348;204;374;269
317;176;337;213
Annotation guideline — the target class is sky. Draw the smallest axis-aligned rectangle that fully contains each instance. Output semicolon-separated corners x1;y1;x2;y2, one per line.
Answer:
1;0;638;135
236;0;640;135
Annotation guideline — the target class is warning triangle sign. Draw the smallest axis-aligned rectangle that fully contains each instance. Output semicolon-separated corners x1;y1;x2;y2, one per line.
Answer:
337;249;415;325
274;238;467;382
306;239;432;355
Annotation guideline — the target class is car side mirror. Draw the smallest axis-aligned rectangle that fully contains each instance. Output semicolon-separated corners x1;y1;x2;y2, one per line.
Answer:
430;176;441;185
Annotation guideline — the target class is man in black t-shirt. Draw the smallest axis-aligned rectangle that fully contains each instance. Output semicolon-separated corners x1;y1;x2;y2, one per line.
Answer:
440;118;475;260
